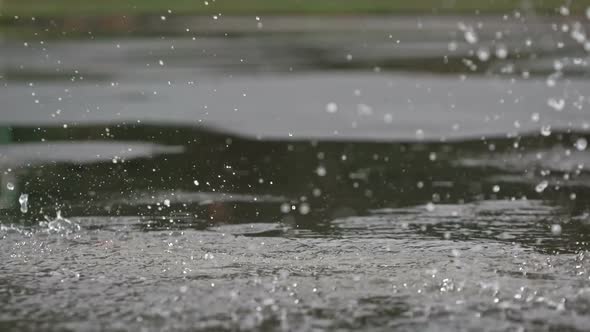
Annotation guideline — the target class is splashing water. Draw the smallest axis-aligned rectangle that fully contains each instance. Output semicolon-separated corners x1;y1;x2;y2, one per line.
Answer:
38;211;80;234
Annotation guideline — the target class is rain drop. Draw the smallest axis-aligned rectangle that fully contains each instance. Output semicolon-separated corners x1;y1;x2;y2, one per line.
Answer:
547;98;565;111
535;180;548;193
325;102;338;113
19;193;28;213
316;166;327;177
575;138;588;151
551;224;562;235
425;202;435;212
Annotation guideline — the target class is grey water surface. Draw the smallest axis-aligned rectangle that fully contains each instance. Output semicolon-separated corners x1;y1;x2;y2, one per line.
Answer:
2;15;590;331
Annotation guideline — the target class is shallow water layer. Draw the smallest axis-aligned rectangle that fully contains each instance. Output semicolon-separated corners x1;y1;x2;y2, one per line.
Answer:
1;14;590;331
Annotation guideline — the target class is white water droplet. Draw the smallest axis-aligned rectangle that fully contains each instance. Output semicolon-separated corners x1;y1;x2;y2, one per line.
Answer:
476;47;490;61
383;113;393;124
492;185;500;193
163;199;171;207
6;182;14;191
299;203;311;215
535;180;549;193
325;102;338;113
575;138;588;151
415;129;425;140
425;202;435;212
547;98;565;111
316;166;327;177
531;113;540;122
540;125;552;137
280;203;291;214
551;224;562;235
559;6;570;16
193;180;200;186
464;30;478;44
356;103;373;116
19;194;29;213
158;60;165;66
495;44;508;59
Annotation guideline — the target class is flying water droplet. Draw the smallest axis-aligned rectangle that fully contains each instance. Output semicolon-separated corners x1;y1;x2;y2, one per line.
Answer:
551;224;562;235
316;166;327;177
547;98;565;111
540;125;552;137
457;22;478;44
464;30;478;44
415;129;425;140
575;138;588;151
425;202;435;212
325;102;338;113
535;180;548;193
476;47;490;61
19;194;28;213
6;182;14;191
299;203;311;215
495;44;508;59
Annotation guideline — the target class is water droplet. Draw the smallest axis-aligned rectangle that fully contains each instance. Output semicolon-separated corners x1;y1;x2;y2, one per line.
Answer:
193;180;200;186
559;6;570;16
547;98;565;111
384;113;393;124
540;125;551;137
535;180;548;193
316;166;327;177
6;182;14;191
551;224;562;235
356;103;373;116
495;44;508;59
531;112;540;122
575;138;588;151
476;47;490;61
464;30;478;44
19;194;28;213
492;185;500;193
158;60;165;66
425;202;435;212
415;129;425;140
325;102;338;113
299;203;311;215
280;203;291;214
448;41;458;51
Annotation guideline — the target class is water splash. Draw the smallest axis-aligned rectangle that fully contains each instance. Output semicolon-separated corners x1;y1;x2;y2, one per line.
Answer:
39;211;80;234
